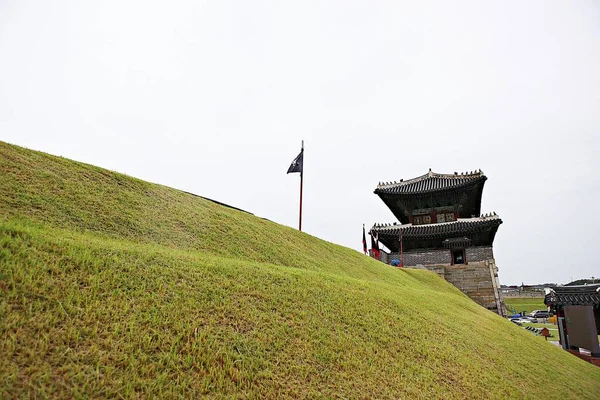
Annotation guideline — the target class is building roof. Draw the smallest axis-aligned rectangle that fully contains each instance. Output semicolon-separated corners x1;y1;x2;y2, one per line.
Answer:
374;169;486;195
371;213;501;240
544;284;600;308
370;214;502;251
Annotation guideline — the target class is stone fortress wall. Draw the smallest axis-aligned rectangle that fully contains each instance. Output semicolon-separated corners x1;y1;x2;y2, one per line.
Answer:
380;246;506;316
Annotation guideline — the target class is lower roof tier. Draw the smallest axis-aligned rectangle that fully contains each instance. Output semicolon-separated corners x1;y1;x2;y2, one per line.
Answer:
370;214;502;252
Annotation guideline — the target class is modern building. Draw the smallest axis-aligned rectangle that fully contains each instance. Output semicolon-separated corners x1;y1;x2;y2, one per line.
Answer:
369;169;505;316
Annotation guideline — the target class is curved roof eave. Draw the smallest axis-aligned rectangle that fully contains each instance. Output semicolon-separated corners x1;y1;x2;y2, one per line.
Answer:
374;169;487;196
370;214;502;240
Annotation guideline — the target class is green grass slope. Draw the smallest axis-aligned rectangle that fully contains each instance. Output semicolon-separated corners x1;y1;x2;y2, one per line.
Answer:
1;141;599;399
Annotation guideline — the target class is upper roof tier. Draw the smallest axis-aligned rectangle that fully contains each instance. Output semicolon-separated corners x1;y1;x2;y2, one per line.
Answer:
375;169;486;195
374;169;488;224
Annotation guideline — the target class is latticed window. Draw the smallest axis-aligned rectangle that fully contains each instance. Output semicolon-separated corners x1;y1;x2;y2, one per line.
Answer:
436;213;446;223
446;213;455;221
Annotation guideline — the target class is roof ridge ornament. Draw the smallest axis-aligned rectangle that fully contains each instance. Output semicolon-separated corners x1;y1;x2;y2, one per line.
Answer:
428;168;433;177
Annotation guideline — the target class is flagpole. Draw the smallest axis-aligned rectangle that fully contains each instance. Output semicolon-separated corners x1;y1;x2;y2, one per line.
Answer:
299;140;303;231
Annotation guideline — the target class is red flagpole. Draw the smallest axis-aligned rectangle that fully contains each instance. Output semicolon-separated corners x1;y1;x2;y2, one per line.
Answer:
299;140;304;231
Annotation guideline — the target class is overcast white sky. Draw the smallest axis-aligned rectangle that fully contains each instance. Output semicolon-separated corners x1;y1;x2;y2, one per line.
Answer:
1;1;599;285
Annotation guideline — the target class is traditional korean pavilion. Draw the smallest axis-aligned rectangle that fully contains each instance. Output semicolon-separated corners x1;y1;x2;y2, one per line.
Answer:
544;284;600;363
370;169;505;316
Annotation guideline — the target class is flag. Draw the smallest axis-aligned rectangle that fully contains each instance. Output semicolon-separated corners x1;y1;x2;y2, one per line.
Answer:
287;149;303;174
371;230;380;259
362;225;367;254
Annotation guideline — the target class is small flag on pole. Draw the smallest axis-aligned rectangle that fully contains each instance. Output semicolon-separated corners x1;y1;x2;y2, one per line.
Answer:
362;224;367;254
287;142;304;231
371;230;380;259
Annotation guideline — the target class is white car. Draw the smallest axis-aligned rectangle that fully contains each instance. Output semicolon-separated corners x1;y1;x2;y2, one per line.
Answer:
510;317;536;324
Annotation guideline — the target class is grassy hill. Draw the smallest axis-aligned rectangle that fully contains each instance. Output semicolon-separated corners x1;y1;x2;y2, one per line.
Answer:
1;141;599;399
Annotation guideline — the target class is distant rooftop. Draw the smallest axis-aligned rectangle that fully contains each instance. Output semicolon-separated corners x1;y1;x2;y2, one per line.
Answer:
544;284;600;308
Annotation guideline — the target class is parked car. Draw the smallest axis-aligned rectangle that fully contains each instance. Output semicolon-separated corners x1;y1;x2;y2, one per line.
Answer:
528;310;550;319
510;317;534;324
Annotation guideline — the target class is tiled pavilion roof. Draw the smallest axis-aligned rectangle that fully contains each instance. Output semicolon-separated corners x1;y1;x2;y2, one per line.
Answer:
370;214;502;251
370;213;502;241
375;169;486;195
544;284;600;308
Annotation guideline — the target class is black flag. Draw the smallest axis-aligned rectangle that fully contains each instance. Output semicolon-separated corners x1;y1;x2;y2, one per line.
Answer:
362;224;367;254
287;149;303;174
